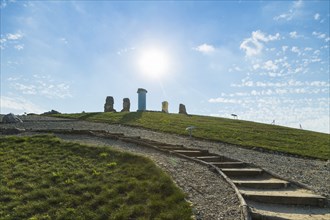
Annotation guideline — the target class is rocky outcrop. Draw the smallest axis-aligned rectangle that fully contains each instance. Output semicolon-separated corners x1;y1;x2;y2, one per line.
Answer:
162;101;169;113
2;113;23;123
121;98;130;112
104;96;116;112
179;104;187;114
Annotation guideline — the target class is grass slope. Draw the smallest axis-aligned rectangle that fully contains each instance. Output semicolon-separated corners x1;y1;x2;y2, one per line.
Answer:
0;135;192;220
54;112;329;160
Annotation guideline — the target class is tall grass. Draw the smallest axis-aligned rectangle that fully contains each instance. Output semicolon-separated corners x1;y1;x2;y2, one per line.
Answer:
0;135;193;219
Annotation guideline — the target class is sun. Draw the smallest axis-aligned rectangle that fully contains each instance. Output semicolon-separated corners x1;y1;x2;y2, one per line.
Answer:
137;47;169;79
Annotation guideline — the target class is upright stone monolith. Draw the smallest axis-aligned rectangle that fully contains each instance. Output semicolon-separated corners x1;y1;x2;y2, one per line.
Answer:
137;88;147;111
121;98;130;112
104;96;116;112
162;101;169;113
179;104;187;115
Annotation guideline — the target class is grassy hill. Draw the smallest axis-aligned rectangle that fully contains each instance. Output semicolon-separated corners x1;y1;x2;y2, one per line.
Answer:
53;112;330;160
0;135;192;219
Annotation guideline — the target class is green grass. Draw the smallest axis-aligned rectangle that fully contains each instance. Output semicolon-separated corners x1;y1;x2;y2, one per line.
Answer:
53;112;330;160
0;135;193;220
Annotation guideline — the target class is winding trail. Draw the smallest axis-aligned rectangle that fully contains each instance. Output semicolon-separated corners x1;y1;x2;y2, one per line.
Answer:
1;115;329;219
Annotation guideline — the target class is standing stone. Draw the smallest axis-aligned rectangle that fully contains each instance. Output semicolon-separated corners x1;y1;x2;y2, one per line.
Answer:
121;98;130;112
137;88;147;111
179;104;187;114
162;101;169;113
104;96;116;112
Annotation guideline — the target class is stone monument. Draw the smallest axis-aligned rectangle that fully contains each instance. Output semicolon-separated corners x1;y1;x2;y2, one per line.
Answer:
121;98;130;112
137;88;147;111
162;101;169;113
179;104;187;114
104;96;116;112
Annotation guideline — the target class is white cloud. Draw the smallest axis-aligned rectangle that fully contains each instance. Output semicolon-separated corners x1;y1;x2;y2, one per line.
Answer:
240;30;280;56
282;45;288;52
291;46;300;54
312;31;326;39
6;33;23;40
293;0;303;8
14;44;24;50
117;47;135;55
289;31;303;39
273;0;303;21
0;96;45;114
314;13;320;20
60;37;68;44
8;74;72;99
193;43;215;54
263;60;278;71
274;11;294;21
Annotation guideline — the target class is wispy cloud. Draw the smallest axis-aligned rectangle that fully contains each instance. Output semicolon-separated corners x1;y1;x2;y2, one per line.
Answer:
314;13;320;20
312;31;327;39
193;43;216;54
8;74;72;99
14;44;24;50
289;31;303;39
6;33;23;40
273;0;303;21
0;96;45;114
274;10;295;21
117;47;135;56
240;30;280;56
1;31;24;50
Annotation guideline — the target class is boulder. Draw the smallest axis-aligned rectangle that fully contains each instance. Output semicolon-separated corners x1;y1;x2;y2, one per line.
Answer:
121;98;130;112
162;101;169;113
179;104;187;115
104;96;116;112
2;113;23;123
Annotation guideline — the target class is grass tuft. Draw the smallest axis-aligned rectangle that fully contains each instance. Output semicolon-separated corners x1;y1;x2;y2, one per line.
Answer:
0;135;192;219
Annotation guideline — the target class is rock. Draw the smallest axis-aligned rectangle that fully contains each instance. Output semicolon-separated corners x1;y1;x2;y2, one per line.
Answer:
2;113;23;123
121;98;130;112
104;96;116;112
43;110;61;115
179;104;187;114
162;101;169;113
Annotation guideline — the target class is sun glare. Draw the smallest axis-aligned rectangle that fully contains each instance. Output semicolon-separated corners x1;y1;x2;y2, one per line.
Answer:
138;48;169;79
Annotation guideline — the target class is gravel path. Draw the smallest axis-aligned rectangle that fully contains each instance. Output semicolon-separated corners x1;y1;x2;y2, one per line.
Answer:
57;134;241;220
1;115;329;215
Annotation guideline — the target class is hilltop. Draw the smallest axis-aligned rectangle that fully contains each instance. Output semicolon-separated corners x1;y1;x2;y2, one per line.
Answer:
51;112;330;160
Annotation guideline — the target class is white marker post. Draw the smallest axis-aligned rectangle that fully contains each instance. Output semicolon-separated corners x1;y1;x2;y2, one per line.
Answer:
186;126;196;138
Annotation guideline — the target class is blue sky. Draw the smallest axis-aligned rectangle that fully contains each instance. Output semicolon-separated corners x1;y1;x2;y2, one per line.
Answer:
1;0;329;133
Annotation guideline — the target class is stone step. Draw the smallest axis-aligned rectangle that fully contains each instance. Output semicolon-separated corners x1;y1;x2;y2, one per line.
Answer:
211;161;247;168
172;150;209;157
240;188;327;207
159;146;186;151
221;168;264;177
195;156;234;162
248;201;330;220
234;178;290;189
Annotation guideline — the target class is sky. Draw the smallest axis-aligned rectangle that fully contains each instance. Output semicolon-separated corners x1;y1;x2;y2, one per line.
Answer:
1;0;329;134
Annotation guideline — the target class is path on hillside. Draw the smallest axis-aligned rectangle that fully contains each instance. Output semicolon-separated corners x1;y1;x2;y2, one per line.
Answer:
1;115;329;219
